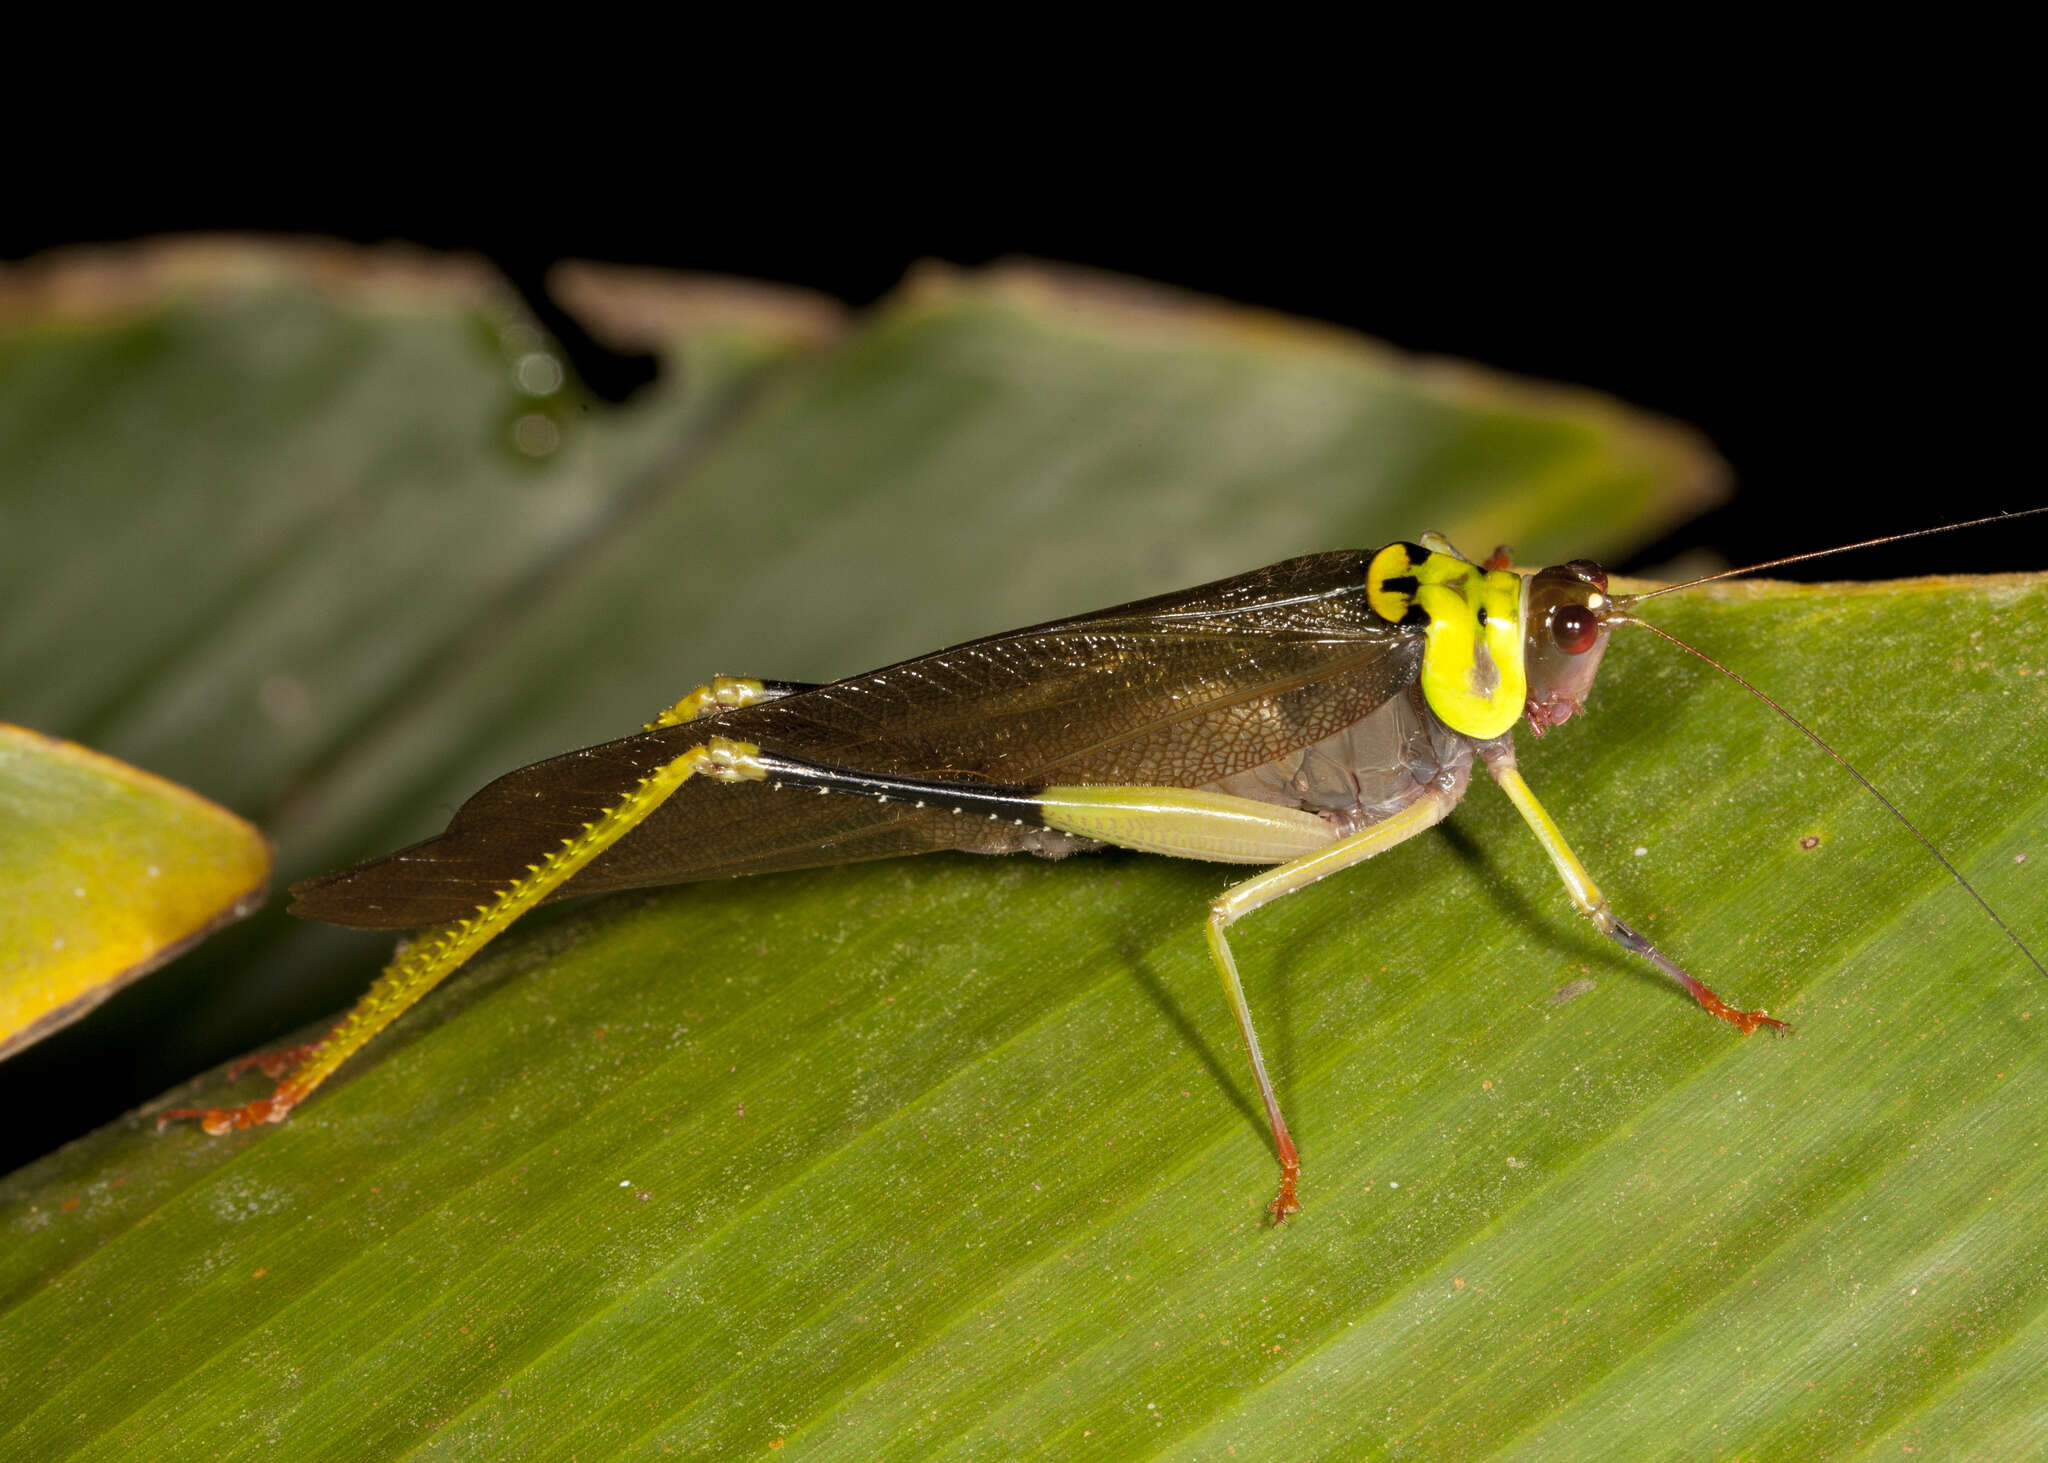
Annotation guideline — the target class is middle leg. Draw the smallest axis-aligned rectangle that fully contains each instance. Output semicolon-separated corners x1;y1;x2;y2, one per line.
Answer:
695;751;1469;1220
1195;790;1463;1219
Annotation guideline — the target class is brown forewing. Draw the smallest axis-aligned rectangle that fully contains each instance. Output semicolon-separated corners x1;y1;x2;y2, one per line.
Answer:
291;552;1424;929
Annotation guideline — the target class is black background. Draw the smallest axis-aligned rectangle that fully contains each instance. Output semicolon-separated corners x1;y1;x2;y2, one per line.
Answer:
6;147;2041;582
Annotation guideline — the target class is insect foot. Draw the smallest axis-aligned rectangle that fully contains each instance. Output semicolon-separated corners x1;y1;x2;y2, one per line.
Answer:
157;1087;302;1133
223;1040;325;1082
158;1041;326;1133
1700;998;1789;1036
1269;1164;1303;1224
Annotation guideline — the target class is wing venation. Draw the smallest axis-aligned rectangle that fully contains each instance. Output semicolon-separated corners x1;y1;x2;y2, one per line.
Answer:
292;552;1422;928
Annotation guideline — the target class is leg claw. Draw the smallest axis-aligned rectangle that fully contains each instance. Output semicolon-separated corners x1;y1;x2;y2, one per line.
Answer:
225;1041;324;1082
157;1091;300;1135
158;1042;325;1134
1699;992;1790;1035
1267;1168;1302;1224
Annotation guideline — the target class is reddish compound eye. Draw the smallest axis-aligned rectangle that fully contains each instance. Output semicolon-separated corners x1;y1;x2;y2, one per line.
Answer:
1552;603;1600;655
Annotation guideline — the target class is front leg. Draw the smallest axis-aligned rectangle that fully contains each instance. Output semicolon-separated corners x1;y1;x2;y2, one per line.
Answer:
1481;742;1787;1034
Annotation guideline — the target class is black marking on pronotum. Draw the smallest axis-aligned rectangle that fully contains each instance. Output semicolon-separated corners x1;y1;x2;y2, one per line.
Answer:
751;750;1051;827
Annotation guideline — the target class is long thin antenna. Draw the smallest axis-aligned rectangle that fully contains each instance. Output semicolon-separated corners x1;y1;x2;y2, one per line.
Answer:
1621;507;2048;605
1620;615;2046;979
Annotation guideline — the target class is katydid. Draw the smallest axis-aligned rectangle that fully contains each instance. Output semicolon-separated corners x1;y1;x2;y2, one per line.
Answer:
162;511;2046;1221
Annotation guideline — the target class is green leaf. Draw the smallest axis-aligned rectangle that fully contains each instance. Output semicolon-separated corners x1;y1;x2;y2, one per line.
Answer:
19;242;2041;1459
6;573;2044;1459
0;725;269;1058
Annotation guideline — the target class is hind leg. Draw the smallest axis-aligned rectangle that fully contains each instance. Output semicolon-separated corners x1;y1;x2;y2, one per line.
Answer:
158;737;776;1134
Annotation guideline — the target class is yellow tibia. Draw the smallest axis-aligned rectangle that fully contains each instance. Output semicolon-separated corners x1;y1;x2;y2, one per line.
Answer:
245;737;767;1122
